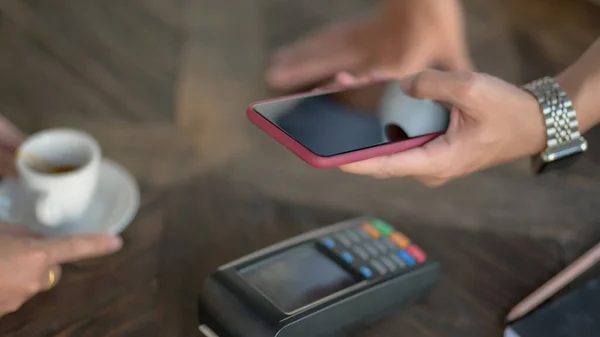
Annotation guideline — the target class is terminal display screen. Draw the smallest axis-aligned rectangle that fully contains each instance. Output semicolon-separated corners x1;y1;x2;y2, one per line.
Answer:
238;244;358;313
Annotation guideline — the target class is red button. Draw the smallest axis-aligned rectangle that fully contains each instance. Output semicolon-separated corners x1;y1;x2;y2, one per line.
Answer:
407;245;427;263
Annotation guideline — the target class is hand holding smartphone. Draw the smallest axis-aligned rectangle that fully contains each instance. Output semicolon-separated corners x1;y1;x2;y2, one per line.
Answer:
247;80;450;168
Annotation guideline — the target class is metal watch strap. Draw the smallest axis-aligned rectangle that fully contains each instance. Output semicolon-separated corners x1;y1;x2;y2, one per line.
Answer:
522;76;587;173
522;76;582;149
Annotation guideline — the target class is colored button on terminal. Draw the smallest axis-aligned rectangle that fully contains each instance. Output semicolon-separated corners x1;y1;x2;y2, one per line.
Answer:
362;223;381;239
371;219;395;237
389;232;411;249
397;249;416;266
407;244;427;263
360;266;373;278
340;252;354;263
321;237;336;249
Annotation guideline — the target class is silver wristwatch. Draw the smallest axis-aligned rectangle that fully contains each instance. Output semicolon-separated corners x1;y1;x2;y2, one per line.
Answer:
521;76;588;174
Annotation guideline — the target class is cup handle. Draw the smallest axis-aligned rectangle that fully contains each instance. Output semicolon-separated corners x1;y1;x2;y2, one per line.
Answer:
36;196;62;227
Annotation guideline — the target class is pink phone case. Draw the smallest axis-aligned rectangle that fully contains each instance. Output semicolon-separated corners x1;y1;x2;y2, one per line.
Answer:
246;91;443;169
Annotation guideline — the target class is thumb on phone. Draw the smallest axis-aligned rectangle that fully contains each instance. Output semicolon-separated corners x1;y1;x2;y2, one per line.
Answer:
399;69;479;112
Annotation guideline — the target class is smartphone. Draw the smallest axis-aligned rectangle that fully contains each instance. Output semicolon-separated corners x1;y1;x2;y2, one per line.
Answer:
247;80;450;168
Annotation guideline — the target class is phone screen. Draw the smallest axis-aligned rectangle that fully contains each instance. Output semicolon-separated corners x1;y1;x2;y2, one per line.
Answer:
252;80;450;157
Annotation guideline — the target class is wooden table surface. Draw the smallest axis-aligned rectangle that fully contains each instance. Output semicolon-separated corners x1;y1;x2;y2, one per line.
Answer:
0;165;596;337
1;0;600;336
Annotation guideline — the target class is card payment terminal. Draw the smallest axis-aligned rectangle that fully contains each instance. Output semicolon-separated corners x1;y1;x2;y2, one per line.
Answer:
197;216;441;337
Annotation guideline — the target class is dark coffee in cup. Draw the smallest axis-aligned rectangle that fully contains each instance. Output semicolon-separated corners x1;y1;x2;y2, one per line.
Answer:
22;153;86;175
36;165;81;175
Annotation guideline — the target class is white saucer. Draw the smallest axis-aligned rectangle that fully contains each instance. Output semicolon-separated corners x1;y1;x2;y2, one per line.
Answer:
1;158;140;237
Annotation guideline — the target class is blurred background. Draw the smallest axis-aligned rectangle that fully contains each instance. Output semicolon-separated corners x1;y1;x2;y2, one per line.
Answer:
1;0;600;247
2;0;600;131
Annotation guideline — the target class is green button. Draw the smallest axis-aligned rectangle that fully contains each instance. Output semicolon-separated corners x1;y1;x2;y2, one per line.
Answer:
372;219;395;236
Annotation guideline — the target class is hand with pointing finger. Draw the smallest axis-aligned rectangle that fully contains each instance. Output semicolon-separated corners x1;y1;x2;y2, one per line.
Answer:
0;224;122;316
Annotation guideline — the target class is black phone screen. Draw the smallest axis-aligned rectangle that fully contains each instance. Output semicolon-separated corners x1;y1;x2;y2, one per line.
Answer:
252;81;450;157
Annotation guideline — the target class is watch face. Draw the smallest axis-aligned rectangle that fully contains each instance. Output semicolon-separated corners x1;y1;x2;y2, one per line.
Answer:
532;152;585;175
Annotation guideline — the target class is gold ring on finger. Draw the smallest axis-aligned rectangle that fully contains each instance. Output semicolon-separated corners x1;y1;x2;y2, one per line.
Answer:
46;268;57;291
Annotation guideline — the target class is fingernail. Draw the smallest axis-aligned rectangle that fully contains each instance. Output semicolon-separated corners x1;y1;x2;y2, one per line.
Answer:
108;236;123;251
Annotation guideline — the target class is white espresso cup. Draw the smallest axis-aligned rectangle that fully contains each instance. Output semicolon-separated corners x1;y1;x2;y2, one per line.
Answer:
12;128;102;227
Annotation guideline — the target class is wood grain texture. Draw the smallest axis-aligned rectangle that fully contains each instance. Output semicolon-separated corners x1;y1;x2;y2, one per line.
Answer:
219;143;600;241
0;0;181;128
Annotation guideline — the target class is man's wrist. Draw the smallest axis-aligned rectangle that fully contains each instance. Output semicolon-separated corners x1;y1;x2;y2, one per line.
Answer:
555;72;596;134
555;38;600;134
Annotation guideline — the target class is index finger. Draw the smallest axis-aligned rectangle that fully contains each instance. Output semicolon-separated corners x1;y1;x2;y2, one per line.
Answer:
37;234;123;264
